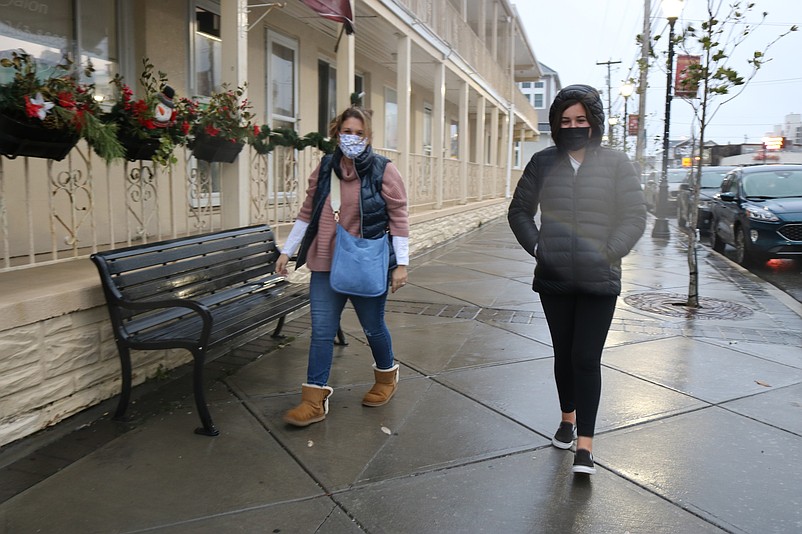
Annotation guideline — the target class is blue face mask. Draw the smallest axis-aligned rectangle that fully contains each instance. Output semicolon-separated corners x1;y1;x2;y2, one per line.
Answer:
339;133;368;159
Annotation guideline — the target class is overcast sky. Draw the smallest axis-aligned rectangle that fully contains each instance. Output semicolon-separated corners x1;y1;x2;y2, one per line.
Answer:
512;0;802;153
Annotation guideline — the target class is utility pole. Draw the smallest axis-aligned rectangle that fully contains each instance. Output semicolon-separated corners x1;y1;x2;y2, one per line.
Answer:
635;0;650;173
596;59;621;145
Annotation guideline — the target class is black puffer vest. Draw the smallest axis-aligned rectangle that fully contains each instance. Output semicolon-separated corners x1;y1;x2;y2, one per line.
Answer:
295;146;397;271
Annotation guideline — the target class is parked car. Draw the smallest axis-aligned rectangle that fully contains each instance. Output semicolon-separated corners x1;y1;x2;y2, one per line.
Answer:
677;165;737;232
709;164;802;265
643;168;690;214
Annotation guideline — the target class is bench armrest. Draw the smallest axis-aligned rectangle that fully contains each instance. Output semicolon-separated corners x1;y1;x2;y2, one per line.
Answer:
117;298;214;347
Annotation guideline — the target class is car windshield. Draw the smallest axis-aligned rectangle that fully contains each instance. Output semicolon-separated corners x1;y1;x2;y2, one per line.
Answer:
699;168;734;188
742;170;802;198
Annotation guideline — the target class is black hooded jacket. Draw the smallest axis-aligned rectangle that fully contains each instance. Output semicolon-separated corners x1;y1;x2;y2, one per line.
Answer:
508;84;647;295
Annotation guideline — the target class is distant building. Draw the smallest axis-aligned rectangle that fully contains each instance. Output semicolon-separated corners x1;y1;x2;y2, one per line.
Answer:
517;62;562;162
783;113;801;146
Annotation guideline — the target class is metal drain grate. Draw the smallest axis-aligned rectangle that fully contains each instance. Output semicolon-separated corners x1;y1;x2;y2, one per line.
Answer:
624;292;754;319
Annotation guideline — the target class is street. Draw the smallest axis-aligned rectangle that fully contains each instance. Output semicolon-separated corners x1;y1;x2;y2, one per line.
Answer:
701;236;802;304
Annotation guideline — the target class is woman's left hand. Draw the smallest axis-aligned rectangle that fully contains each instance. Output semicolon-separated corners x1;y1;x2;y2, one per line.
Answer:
390;265;408;293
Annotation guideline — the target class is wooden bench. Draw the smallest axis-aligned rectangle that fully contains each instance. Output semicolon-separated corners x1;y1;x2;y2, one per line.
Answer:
91;225;311;436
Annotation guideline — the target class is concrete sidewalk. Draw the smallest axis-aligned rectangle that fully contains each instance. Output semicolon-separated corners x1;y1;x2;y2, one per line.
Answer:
1;216;801;533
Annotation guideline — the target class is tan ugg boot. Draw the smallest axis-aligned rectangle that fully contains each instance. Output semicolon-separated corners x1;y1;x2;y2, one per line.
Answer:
283;384;333;427
362;363;400;407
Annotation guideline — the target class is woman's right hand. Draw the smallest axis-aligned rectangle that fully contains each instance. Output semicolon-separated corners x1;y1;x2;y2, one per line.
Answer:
276;253;290;275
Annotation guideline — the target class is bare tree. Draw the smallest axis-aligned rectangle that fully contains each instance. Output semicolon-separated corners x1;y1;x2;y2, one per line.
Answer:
673;0;796;307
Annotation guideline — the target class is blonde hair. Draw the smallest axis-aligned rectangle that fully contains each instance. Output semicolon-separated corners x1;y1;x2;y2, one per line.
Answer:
329;106;373;142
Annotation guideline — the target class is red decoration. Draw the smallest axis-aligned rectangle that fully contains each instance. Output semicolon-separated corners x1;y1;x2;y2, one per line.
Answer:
300;0;355;34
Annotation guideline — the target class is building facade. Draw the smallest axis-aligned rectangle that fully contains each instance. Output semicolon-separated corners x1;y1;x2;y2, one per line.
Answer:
0;0;542;446
517;61;560;163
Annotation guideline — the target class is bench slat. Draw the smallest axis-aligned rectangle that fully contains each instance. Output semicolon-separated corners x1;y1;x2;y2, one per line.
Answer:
112;240;275;289
117;252;279;305
130;285;308;347
96;226;274;268
122;274;290;336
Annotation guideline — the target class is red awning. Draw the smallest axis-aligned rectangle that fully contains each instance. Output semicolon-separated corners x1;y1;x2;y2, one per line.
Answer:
299;0;355;34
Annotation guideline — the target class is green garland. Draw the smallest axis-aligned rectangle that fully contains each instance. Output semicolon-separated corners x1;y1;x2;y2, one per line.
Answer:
252;126;335;155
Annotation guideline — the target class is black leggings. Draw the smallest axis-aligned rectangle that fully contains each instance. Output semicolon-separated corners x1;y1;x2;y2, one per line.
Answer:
540;293;617;438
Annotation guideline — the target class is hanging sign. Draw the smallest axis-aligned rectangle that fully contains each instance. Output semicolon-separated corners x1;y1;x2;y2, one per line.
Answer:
674;55;701;98
627;114;639;136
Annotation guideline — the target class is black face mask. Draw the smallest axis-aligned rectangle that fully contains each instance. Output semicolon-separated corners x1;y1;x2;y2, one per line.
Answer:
555;127;591;151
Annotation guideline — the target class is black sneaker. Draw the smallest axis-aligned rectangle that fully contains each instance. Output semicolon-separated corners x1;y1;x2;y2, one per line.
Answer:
551;421;576;450
572;448;596;475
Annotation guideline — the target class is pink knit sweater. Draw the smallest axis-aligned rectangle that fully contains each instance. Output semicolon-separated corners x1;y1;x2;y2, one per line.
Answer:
297;157;409;272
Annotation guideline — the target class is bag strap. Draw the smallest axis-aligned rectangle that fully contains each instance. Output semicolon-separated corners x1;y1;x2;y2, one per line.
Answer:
330;173;341;222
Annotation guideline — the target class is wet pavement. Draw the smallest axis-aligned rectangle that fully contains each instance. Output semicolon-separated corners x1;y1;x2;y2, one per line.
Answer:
1;216;801;533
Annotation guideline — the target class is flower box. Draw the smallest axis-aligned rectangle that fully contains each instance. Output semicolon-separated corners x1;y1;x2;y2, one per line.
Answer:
118;130;162;161
0;113;79;161
191;134;244;163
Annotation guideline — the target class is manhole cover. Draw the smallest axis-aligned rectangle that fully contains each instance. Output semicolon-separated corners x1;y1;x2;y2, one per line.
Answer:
624;292;754;319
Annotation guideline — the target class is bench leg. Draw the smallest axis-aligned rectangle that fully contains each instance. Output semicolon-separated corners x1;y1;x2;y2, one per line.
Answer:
271;316;286;339
191;349;220;437
113;343;133;421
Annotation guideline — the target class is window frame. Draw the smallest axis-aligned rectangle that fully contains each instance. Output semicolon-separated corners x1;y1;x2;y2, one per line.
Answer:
266;30;299;130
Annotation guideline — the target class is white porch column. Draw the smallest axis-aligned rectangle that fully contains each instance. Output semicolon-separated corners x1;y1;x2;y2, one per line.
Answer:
433;61;446;210
502;108;512;197
505;19;516;198
220;0;249;228
459;80;469;204
396;34;412;188
490;106;500;196
475;95;486;200
336;1;356;112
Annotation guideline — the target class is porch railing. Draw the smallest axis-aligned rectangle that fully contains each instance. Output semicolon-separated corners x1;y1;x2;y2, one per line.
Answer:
0;146;510;272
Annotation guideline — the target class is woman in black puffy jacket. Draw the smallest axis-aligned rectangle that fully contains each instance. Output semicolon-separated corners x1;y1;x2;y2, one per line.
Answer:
508;84;646;475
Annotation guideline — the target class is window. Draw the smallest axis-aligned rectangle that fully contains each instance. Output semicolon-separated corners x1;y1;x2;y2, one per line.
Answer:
450;120;459;158
270;38;296;126
534;94;544;109
384;87;398;150
521;82;531;89
194;6;222;97
422;103;433;156
534;81;544;88
317;62;364;135
318;61;336;134
0;0;118;101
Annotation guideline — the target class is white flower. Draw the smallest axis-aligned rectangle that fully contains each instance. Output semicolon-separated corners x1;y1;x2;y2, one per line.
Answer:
29;92;55;120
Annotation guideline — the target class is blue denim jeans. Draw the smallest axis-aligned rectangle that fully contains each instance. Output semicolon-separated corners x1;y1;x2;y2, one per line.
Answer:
307;271;394;386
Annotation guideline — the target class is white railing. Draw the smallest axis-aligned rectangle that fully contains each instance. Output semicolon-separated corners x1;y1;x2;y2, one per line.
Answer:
0;145;509;271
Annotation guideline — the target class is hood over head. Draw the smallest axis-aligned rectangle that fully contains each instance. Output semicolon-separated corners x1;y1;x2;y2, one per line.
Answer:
549;84;605;148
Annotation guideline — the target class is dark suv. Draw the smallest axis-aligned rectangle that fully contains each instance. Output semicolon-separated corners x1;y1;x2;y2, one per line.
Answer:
709;165;802;265
677;166;736;233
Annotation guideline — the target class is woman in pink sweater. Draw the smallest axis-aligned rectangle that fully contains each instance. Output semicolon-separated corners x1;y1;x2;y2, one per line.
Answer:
276;106;409;427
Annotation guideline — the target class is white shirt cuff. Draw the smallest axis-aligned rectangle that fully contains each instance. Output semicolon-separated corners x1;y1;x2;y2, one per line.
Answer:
281;219;309;257
393;235;409;266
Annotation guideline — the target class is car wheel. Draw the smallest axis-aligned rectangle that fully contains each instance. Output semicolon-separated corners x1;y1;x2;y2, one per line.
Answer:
710;220;726;253
734;226;756;266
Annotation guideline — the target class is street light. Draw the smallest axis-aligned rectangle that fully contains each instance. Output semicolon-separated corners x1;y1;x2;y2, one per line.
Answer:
619;81;634;154
652;0;684;239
